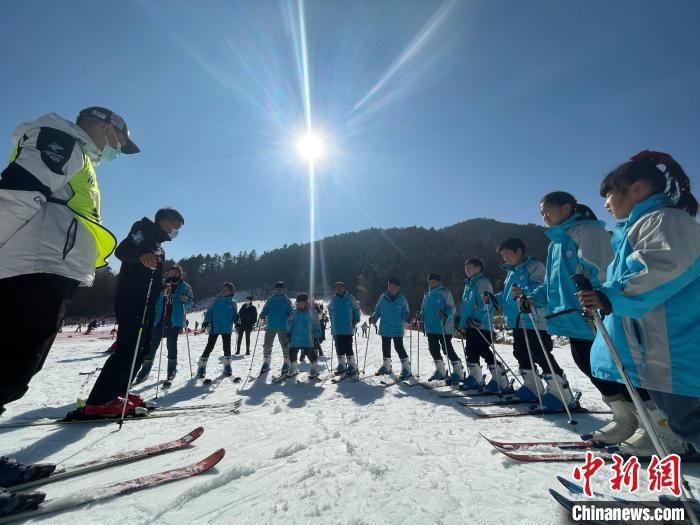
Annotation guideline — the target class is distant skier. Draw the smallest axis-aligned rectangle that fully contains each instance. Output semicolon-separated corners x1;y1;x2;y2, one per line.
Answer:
419;273;464;384
317;311;328;357
75;208;184;418
85;319;98;335
369;278;412;379
196;282;237;378
286;294;322;379
328;281;361;377
458;257;508;393
0;106;140;502
258;282;293;375
235;295;258;355
361;321;369;337
194;320;199;334
133;265;193;384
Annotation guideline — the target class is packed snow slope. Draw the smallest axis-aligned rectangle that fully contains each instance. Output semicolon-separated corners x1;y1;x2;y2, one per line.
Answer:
2;303;698;524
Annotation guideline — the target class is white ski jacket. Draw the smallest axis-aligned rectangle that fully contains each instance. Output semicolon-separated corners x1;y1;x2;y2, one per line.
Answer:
0;113;111;286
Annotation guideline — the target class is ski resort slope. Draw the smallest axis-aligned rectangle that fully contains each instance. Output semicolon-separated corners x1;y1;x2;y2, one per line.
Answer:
2;306;698;524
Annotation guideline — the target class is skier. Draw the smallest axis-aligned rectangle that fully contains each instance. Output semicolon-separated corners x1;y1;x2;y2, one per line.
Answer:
194;321;199;334
133;265;193;384
75;208;184;417
317;310;329;357
458;258;508;393
369;278;412;379
578;150;700;455
328;282;361;377
287;294;322;379
258;282;293;375
235;295;258;355
0;106;140;504
361;321;369;337
524;191;639;441
196;282;237;378
484;238;563;403
419;273;464;383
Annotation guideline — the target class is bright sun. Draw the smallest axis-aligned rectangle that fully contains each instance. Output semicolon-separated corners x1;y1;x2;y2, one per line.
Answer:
297;133;324;162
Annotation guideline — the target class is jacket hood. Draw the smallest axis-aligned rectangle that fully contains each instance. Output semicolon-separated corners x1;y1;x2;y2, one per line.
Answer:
12;113;102;163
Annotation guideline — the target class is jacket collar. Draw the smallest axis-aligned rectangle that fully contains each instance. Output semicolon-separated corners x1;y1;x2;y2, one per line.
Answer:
464;272;483;286
545;213;606;241
621;193;673;228
502;256;536;273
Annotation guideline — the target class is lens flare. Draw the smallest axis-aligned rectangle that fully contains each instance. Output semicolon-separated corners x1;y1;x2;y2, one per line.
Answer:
297;133;324;162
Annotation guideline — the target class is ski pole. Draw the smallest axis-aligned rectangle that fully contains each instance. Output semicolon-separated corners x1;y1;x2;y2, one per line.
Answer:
329;335;335;377
416;317;421;379
119;269;156;429
572;275;699;524
517;305;545;413
361;325;371;375
182;303;193;379
525;307;577;426
154;313;167;400
409;320;413;373
239;320;262;391
439;313;453;378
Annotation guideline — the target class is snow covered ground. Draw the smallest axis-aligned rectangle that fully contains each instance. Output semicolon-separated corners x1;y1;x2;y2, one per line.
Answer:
2;303;698;524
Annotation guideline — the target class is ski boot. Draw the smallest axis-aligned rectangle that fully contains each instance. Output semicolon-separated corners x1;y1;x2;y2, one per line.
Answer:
280;360;291;377
428;360;447;381
260;356;271;374
166;359;177;382
0;457;55;488
611;400;688;456
223;356;233;377
346;355;359;379
287;361;299;377
335;355;347;375
541;373;577;411
376;358;392;376
513;368;543;402
78;397;141;419
0;488;46;518
196;357;208;379
132;359;153;385
446;360;464;385
483;363;511;394
308;362;319;379
459;362;484;391
398;358;412;380
583;394;638;445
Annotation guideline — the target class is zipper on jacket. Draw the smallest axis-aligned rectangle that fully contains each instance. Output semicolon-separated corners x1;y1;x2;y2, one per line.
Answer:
62;218;78;259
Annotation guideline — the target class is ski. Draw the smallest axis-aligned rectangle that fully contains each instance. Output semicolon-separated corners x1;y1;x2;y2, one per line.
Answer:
548;489;621;525
479;433;594;451
8;427;205;491
496;448;700;463
0;449;226;524
460;404;611;419
453;397;529;406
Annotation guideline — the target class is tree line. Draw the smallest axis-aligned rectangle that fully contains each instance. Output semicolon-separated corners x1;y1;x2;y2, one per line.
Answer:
68;218;549;319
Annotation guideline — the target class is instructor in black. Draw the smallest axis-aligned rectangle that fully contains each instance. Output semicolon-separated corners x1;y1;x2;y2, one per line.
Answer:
235;296;258;355
75;208;185;418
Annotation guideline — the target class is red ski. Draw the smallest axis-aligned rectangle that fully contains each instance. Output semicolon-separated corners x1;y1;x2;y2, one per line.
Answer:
479;432;594;451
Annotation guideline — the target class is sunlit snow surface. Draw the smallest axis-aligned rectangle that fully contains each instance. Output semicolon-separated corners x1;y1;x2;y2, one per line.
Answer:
2;302;697;524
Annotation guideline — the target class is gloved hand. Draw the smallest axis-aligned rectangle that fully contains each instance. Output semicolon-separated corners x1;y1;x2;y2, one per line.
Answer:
518;296;532;313
180;294;190;303
369;317;376;325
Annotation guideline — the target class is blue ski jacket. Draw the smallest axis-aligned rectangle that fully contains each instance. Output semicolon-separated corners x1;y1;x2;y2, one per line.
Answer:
494;257;546;331
420;285;455;335
328;292;361;336
154;280;193;328
204;294;237;335
288;307;322;348
261;293;294;330
459;273;494;331
372;291;410;338
529;214;613;340
591;194;700;397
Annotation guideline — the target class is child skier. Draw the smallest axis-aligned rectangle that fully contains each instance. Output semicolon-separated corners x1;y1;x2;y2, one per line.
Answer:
485;238;562;403
328;281;361;377
361;321;369;337
458;258;508;393
287;294;322;379
196;282;237;378
236;296;258;355
369;278;412;379
419;273;464;383
578;150;700;454
133;265;193;384
259;282;293;375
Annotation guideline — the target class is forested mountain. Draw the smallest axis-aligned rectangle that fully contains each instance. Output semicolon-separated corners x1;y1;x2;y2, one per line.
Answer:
68;218;549;318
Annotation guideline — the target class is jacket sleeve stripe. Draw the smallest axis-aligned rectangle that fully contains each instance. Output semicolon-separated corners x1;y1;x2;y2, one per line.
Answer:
0;162;52;197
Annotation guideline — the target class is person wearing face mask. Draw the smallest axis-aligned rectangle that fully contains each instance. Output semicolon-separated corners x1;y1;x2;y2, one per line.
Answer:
70;207;185;418
235;296;258;355
0;108;139;417
133;265;193;384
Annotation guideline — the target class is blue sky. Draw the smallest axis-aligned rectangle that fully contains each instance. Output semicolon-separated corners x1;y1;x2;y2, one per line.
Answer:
2;0;699;262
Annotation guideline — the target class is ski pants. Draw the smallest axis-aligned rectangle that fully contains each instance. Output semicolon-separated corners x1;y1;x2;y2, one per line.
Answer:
513;328;561;375
143;321;180;360
263;329;289;360
87;290;157;405
426;333;459;362
334;335;354;357
290;347;317;363
201;333;232;359
381;336;408;360
463;328;495;366
0;273;79;411
647;390;700;451
236;326;253;353
569;337;633;398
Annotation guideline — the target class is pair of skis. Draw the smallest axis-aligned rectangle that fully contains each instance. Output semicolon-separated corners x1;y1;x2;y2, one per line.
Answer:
1;427;225;523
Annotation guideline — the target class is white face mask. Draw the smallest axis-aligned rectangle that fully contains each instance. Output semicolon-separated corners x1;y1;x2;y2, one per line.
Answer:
168;228;180;240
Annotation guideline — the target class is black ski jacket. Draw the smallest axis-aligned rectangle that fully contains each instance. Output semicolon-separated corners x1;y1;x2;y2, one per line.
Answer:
237;303;258;329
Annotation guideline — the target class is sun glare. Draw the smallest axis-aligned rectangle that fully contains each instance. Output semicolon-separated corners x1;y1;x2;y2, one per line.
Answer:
297;133;324;162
